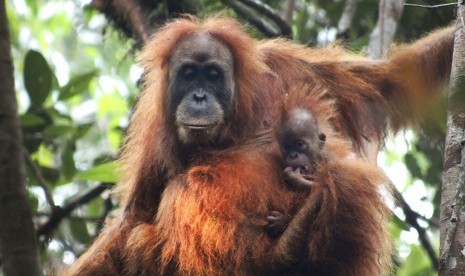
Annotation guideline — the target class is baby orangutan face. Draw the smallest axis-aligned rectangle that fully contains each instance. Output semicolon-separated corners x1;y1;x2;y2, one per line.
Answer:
278;108;326;174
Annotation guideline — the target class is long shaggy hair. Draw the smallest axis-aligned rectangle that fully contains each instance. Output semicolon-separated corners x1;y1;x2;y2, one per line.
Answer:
66;16;454;276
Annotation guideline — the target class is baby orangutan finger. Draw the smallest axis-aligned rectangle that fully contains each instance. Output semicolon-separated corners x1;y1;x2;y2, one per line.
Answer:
265;211;290;238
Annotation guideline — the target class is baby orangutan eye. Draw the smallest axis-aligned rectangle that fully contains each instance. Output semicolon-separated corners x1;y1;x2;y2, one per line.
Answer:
295;140;306;150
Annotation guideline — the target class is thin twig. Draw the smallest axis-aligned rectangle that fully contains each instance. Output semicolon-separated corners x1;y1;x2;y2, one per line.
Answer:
404;2;461;9
393;186;440;270
96;196;113;235
237;0;292;37
37;183;112;238
23;148;55;208
416;211;440;228
36;212;102;221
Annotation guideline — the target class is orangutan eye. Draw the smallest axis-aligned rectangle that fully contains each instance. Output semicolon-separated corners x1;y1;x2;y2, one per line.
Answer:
204;66;222;81
295;140;306;150
181;66;197;80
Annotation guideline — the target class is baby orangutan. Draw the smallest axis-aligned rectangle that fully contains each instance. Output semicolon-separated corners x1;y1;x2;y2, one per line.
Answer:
279;108;326;190
266;107;326;237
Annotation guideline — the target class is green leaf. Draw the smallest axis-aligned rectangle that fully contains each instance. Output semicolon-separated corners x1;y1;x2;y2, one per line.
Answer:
397;245;433;276
59;70;98;100
69;219;91;244
23;107;53;132
74;123;93;139
25;0;38;15
405;153;423;179
86;197;103;217
75;162;119;183
43;125;75;138
388;220;402;240
392;214;409;231
24;50;53;107
62;142;76;180
20;113;45;127
46;108;73;123
39;242;47;264
40;166;60;185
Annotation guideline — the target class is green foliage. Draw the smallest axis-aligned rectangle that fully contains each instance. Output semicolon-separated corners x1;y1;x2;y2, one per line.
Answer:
24;50;52;107
405;153;423;180
59;70;98;101
7;0;135;266
20;113;45;127
75;162;119;183
397;245;436;276
69;219;92;244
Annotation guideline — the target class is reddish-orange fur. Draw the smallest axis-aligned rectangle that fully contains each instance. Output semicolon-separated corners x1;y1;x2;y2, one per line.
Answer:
123;135;390;275
259;26;454;150
66;17;454;275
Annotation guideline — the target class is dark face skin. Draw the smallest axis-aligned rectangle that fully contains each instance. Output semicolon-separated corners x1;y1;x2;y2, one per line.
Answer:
168;32;235;146
278;108;325;172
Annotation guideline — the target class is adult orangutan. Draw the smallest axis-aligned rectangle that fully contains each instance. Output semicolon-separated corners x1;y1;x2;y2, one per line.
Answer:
66;16;454;275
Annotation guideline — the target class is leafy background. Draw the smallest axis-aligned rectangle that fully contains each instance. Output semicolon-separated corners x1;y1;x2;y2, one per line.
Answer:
6;0;454;274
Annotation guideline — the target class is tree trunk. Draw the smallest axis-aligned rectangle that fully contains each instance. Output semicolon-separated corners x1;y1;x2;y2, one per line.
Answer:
0;1;42;275
337;0;359;36
367;0;403;58
282;0;295;24
439;2;465;275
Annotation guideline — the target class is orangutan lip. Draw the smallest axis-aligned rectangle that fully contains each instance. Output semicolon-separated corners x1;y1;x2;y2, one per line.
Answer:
184;124;215;130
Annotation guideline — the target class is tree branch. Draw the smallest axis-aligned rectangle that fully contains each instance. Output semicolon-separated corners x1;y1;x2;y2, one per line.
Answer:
37;212;98;221
368;0;404;58
337;0;359;39
393;187;439;270
95;196;113;235
416;212;440;229
237;0;292;37
37;183;112;238
404;2;461;9
223;0;280;38
23;148;55;208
